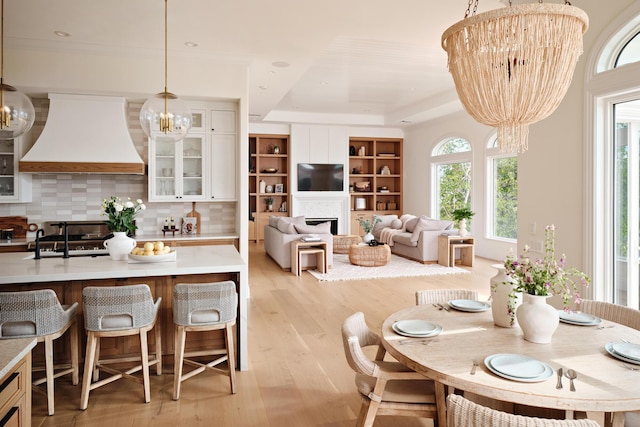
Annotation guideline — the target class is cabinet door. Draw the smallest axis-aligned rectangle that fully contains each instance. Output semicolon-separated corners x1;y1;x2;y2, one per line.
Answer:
150;136;179;200
181;135;205;200
0;138;31;203
210;134;236;201
210;110;236;134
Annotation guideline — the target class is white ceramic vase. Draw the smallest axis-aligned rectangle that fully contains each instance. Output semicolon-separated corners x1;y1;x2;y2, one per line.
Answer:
490;263;522;328
363;232;374;243
458;219;467;237
103;232;136;261
516;293;560;344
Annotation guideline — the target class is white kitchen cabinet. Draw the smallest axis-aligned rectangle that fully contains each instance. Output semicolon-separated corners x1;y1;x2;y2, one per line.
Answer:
210;110;236;134
0;137;32;203
209;133;236;201
149;134;206;201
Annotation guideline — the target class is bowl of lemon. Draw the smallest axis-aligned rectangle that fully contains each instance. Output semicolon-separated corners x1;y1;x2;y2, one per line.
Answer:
129;241;176;263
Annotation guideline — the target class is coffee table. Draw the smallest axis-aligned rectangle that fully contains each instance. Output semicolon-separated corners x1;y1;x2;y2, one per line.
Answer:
348;243;391;267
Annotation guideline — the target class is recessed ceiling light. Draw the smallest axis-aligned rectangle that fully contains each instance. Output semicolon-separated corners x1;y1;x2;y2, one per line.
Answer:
320;81;329;85
54;30;71;37
258;85;267;91
271;61;290;68
184;42;198;48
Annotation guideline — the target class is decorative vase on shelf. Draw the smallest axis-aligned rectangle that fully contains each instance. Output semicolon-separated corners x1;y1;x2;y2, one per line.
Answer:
516;293;560;344
103;232;136;261
363;232;374;243
458;219;468;237
489;264;522;328
259;180;266;194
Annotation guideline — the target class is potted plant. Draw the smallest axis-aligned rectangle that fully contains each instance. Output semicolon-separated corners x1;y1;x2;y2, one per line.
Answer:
452;207;475;237
265;197;274;212
357;217;381;243
503;224;590;343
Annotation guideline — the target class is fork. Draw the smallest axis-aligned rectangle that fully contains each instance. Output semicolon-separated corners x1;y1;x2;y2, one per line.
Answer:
470;360;479;375
622;363;640;371
433;303;443;310
437;303;451;312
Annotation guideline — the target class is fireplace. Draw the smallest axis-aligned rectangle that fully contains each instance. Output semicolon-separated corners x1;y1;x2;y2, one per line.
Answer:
305;217;338;235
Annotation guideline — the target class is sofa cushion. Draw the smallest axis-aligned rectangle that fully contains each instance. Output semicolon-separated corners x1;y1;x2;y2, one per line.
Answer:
410;218;454;243
392;232;416;247
294;221;331;234
268;216;280;228
277;218;297;234
404;216;423;233
390;218;403;229
373;214;398;234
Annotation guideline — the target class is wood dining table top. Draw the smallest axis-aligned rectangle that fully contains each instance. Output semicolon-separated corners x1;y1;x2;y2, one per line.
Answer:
381;304;640;421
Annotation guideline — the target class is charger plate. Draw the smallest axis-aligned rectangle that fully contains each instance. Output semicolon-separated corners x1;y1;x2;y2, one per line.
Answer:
484;354;553;382
557;310;602;326
448;299;491;312
392;320;442;338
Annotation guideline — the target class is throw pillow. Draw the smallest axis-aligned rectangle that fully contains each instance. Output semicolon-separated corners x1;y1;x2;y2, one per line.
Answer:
276;217;298;234
390;218;402;229
404;216;421;233
294;222;331;234
372;214;398;234
268;216;280;228
410;218;454;243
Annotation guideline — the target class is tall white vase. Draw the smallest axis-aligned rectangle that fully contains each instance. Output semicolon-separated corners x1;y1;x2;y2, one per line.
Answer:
458;219;467;237
516;293;560;344
489;264;521;328
103;232;136;261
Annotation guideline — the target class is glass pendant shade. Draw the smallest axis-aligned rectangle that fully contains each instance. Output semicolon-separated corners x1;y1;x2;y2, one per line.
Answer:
0;83;34;140
139;91;191;142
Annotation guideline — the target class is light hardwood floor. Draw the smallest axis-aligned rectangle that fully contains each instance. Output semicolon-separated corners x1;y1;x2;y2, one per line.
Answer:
31;243;498;427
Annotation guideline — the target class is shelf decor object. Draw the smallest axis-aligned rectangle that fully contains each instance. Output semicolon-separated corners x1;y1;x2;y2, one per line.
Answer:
139;0;192;142
441;1;588;153
0;0;34;139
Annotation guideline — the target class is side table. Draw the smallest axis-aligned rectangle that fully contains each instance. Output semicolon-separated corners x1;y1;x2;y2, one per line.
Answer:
290;240;328;276
438;235;474;267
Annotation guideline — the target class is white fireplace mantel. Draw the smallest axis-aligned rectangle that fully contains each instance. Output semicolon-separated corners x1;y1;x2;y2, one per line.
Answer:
292;193;350;235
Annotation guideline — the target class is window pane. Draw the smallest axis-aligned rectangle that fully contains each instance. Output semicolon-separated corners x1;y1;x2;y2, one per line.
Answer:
615;31;640;68
437;161;471;221
493;157;518;239
436;138;471;155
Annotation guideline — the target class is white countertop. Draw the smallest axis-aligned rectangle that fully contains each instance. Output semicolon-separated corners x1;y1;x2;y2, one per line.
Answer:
0;244;246;284
0;337;37;380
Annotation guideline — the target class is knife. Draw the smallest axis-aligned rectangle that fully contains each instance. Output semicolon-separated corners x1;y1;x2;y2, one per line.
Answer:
556;367;563;389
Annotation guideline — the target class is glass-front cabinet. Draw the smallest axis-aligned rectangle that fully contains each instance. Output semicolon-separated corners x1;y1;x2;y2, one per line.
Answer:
149;134;205;201
0;138;31;203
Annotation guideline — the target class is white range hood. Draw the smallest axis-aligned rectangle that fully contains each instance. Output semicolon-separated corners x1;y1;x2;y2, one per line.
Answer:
19;93;145;174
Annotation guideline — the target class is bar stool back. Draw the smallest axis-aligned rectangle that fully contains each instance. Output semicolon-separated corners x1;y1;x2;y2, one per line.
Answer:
0;289;79;415
79;284;161;410
172;281;238;400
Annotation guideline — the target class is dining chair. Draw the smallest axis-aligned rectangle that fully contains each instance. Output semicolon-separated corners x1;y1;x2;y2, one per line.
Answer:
579;299;640;426
415;289;479;306
0;289;79;415
341;312;439;427
79;284;162;410
172;281;238;400
447;394;601;427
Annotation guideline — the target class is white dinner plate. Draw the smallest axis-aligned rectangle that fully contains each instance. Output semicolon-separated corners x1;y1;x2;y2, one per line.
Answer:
128;250;177;263
605;343;640;365
448;299;491;312
610;343;640;362
394;319;437;335
392;321;442;338
557;310;602;326
489;354;547;378
484;354;553;382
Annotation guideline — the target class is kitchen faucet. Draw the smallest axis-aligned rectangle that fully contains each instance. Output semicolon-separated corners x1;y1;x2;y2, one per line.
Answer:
34;228;45;259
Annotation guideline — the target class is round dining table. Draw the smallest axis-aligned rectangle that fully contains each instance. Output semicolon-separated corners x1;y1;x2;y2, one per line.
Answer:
381;303;640;427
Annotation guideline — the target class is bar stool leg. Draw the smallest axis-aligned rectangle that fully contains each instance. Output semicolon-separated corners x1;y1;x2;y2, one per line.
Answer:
154;323;162;376
225;323;236;394
140;330;151;403
173;325;187;400
44;336;55;415
80;333;98;410
70;319;79;385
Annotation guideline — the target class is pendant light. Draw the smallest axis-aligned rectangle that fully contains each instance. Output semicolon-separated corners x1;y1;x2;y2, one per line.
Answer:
139;0;191;142
0;0;34;140
441;1;588;153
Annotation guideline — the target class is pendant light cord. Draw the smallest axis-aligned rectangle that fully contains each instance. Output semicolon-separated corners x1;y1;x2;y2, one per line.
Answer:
164;0;168;95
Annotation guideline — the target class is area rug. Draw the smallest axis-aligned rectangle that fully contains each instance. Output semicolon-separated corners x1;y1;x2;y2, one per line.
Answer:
308;254;470;282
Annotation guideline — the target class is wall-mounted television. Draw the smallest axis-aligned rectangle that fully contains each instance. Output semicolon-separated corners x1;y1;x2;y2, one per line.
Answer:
297;163;344;192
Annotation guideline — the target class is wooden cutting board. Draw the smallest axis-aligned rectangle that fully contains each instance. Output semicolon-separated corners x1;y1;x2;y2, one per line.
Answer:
186;202;201;234
0;216;29;238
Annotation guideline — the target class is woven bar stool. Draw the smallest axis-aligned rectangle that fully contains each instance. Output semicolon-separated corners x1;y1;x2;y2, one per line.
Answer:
80;284;162;410
0;289;79;416
173;281;238;400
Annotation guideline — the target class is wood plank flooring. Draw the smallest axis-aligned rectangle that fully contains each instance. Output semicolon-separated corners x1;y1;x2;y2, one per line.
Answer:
31;242;498;427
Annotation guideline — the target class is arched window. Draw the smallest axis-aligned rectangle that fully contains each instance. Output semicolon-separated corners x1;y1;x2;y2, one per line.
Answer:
486;135;517;241
615;31;640;67
431;137;472;224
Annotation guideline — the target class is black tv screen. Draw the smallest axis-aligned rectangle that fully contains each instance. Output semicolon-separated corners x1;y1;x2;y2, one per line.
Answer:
297;163;344;191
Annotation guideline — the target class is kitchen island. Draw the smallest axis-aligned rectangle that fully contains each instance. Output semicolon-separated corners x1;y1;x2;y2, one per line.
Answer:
0;245;249;370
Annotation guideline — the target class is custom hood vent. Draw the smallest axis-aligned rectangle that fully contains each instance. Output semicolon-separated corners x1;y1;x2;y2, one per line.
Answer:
19;94;145;174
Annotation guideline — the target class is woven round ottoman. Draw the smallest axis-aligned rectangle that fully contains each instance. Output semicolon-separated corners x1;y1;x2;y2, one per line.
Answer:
333;235;362;254
348;243;391;267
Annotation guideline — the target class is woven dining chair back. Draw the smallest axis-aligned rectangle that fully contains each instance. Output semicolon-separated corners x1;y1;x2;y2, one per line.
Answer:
172;281;238;400
447;394;601;427
0;289;79;415
415;289;479;306
579;299;640;330
80;284;162;410
341;312;440;427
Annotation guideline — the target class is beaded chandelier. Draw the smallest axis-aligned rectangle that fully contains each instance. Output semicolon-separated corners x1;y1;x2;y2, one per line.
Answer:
441;1;589;153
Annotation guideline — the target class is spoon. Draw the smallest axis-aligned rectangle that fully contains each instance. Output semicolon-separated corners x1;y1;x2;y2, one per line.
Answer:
565;369;577;391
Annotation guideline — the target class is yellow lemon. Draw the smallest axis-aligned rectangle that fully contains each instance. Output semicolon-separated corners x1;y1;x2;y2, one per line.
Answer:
154;241;164;251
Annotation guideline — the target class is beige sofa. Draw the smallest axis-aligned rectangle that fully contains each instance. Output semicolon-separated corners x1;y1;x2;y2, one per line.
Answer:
263;216;334;271
372;214;457;263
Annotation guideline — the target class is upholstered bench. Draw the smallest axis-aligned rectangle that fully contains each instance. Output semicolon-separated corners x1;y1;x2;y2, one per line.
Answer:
348;243;391;267
333;235;362;254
